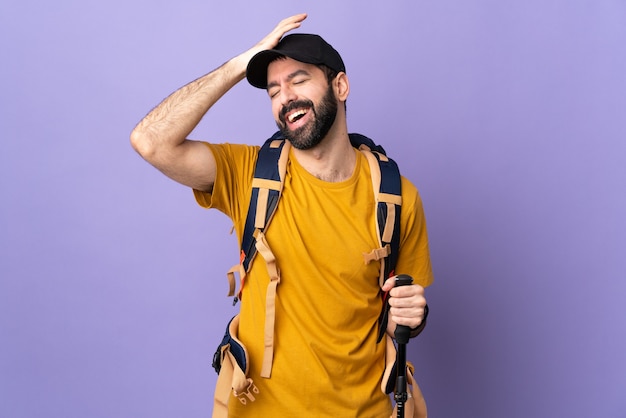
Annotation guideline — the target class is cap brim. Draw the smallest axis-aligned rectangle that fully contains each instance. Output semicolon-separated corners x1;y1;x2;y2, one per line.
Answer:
246;50;286;89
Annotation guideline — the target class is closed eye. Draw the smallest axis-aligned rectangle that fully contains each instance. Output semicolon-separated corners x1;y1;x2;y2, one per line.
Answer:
268;88;280;98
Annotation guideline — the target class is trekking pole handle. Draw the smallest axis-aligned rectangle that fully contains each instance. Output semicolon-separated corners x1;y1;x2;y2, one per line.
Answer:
393;274;413;344
393;274;413;418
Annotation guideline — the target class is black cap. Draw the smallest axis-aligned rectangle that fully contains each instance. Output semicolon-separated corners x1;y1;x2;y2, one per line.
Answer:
246;34;345;89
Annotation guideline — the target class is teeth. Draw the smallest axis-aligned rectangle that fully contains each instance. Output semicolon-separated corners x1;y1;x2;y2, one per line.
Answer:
288;109;307;123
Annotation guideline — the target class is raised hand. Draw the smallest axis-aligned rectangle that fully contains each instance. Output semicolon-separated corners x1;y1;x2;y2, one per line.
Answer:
254;13;307;52
238;13;307;67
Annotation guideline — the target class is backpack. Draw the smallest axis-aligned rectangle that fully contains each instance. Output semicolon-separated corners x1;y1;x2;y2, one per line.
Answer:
212;132;427;418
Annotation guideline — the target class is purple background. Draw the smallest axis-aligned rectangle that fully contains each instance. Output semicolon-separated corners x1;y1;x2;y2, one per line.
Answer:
2;1;625;417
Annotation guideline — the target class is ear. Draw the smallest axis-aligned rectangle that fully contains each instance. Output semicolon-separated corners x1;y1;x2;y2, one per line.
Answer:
333;72;350;102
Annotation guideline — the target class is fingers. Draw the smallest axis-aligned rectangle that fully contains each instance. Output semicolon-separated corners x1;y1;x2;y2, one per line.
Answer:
387;283;426;328
390;306;425;329
257;13;308;51
388;288;426;310
385;280;425;299
381;276;396;292
276;13;308;31
240;14;307;75
389;296;426;328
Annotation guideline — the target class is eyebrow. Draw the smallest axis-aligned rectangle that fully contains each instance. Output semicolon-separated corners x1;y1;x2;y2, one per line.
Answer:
266;69;312;91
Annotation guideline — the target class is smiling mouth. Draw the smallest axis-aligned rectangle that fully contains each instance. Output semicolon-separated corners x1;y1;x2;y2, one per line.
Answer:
286;108;308;124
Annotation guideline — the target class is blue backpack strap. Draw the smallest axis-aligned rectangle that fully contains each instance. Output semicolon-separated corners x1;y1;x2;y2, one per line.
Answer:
349;132;388;155
234;132;287;304
376;151;401;280
350;133;402;281
240;132;286;270
349;134;403;343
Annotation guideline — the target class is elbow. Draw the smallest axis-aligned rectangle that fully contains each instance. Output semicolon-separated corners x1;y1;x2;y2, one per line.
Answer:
130;128;156;160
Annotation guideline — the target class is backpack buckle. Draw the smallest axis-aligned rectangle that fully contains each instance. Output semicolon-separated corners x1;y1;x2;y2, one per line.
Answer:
234;379;259;405
363;245;391;264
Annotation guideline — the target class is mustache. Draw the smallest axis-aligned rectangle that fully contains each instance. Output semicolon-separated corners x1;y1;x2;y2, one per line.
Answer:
279;100;314;124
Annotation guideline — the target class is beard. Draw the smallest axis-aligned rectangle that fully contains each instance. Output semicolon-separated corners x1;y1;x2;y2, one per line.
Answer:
276;84;338;151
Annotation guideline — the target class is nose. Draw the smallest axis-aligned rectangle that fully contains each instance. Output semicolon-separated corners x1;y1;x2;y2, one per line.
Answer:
279;84;297;106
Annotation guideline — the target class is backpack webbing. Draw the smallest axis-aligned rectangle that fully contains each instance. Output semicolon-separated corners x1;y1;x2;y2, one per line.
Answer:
225;131;402;378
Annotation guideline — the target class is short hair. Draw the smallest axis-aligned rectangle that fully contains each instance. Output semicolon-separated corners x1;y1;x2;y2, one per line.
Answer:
318;64;340;84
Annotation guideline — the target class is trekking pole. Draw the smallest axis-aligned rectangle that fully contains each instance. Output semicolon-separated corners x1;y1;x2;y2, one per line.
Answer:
394;274;413;418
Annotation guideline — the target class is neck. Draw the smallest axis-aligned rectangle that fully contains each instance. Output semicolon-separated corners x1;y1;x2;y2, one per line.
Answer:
291;119;355;182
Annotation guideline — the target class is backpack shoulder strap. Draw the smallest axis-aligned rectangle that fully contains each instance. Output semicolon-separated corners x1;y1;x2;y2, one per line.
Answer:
227;131;289;379
349;134;403;343
240;133;289;272
351;133;402;286
227;132;289;304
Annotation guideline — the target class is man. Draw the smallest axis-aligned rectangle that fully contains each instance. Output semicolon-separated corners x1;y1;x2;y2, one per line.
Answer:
131;13;433;417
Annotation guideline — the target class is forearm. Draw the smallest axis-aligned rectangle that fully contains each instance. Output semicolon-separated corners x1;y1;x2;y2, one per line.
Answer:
129;14;307;190
130;12;307;157
130;54;249;158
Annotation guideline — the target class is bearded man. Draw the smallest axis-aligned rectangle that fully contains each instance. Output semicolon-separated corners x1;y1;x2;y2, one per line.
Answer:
131;13;433;417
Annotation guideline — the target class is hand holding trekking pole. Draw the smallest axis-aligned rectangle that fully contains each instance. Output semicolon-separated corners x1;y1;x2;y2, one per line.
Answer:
383;274;427;332
393;275;413;418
